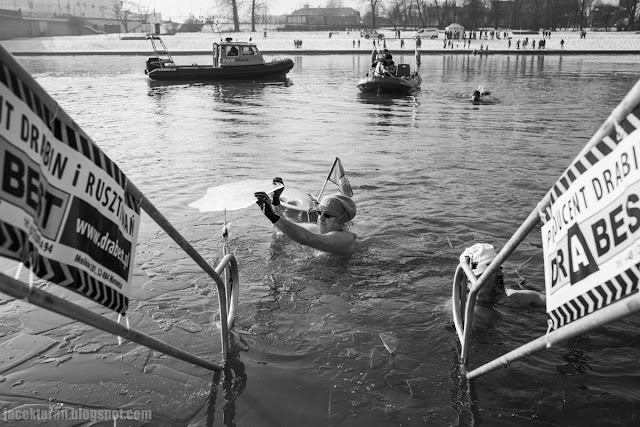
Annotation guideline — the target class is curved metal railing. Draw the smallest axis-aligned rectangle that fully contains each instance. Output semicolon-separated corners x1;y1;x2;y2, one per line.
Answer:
215;253;239;330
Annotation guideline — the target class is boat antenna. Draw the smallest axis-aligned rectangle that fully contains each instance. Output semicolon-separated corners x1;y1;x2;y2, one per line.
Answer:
213;17;222;42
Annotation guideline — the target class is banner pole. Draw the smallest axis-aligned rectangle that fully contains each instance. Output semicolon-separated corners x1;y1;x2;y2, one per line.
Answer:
0;273;223;372
316;157;338;202
467;290;640;379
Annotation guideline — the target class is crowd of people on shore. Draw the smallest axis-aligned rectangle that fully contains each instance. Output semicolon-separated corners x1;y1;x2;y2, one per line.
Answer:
283;28;577;52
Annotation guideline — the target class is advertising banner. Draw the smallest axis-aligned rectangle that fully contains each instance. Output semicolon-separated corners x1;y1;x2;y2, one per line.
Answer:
0;49;139;314
542;104;640;330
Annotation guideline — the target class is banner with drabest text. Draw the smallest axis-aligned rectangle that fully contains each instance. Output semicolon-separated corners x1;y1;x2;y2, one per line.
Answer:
0;47;139;314
542;101;640;330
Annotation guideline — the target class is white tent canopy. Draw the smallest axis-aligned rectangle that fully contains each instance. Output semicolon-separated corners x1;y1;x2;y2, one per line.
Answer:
445;23;465;40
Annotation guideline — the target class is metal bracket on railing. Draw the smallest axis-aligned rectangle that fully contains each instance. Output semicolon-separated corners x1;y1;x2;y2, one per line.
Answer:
452;260;495;363
215;254;239;330
217;209;239;329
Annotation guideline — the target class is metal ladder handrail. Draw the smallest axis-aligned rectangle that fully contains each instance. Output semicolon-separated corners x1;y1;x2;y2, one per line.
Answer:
146;34;175;68
453;77;640;379
0;44;237;372
0;272;225;371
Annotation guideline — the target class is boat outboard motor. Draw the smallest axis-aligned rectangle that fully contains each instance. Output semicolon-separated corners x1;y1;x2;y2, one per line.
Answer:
145;57;161;74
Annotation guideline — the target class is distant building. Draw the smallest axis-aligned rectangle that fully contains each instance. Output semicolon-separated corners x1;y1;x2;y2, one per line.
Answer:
0;0;118;19
0;0;159;39
286;6;360;30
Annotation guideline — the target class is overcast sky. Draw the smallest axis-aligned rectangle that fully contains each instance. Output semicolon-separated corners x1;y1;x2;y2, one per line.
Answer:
150;0;364;19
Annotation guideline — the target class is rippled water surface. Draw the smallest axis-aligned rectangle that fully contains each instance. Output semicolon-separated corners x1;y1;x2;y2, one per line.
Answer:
5;52;640;425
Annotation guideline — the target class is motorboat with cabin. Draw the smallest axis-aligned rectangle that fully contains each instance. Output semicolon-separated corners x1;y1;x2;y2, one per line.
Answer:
144;35;294;81
357;49;421;95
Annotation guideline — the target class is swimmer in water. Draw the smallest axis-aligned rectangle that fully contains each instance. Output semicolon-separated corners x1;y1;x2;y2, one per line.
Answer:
255;178;357;254
471;85;491;102
461;243;546;308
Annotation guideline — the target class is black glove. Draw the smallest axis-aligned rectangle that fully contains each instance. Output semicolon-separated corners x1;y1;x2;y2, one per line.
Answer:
272;177;284;206
255;191;280;224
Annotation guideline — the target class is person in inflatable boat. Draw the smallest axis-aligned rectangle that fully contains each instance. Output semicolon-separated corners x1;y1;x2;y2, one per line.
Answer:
255;178;357;254
461;243;546;307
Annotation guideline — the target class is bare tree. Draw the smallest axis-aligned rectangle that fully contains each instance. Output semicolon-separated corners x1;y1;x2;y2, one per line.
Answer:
491;0;500;28
621;0;638;29
388;0;403;28
578;0;593;29
463;0;483;30
113;1;132;33
363;0;381;27
526;0;544;30
111;0;151;33
591;1;619;29
215;0;241;31
415;0;431;27
248;0;270;31
433;0;443;27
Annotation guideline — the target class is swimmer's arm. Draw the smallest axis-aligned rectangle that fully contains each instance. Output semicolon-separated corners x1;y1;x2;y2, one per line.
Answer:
505;289;546;306
273;217;356;254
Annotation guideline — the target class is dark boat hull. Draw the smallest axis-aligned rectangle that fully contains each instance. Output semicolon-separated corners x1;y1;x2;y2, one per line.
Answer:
146;59;294;81
357;74;422;94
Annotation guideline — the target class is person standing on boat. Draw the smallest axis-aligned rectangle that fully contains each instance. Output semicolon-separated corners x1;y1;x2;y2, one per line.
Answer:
384;53;396;75
254;179;357;255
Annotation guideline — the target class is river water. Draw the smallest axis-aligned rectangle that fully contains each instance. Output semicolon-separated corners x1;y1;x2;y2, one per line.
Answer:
4;51;640;425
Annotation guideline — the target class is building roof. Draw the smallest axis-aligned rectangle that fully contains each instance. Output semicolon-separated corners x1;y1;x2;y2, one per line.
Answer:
290;7;360;17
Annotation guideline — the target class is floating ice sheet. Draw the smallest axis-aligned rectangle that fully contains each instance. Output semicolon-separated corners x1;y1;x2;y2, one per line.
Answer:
189;179;283;212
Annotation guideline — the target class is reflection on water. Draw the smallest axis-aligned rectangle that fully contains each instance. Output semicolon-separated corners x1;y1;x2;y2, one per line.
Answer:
206;342;248;426
356;92;420;128
6;53;640;425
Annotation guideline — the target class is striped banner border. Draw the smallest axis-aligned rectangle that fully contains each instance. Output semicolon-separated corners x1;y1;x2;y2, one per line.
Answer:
543;104;640;221
548;262;640;330
0;55;134;314
0;57;139;213
543;99;640;330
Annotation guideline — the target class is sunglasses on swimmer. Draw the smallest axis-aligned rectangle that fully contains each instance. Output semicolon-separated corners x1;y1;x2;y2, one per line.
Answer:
316;209;335;219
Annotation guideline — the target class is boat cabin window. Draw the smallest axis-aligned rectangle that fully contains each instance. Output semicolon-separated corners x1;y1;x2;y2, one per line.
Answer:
241;46;257;56
226;45;239;56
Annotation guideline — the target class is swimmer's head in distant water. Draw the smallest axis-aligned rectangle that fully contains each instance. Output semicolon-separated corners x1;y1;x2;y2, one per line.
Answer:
472;90;481;102
318;194;356;225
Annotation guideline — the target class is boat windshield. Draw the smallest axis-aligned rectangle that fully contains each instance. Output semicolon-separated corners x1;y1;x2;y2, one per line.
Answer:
226;45;239;56
241;46;257;56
